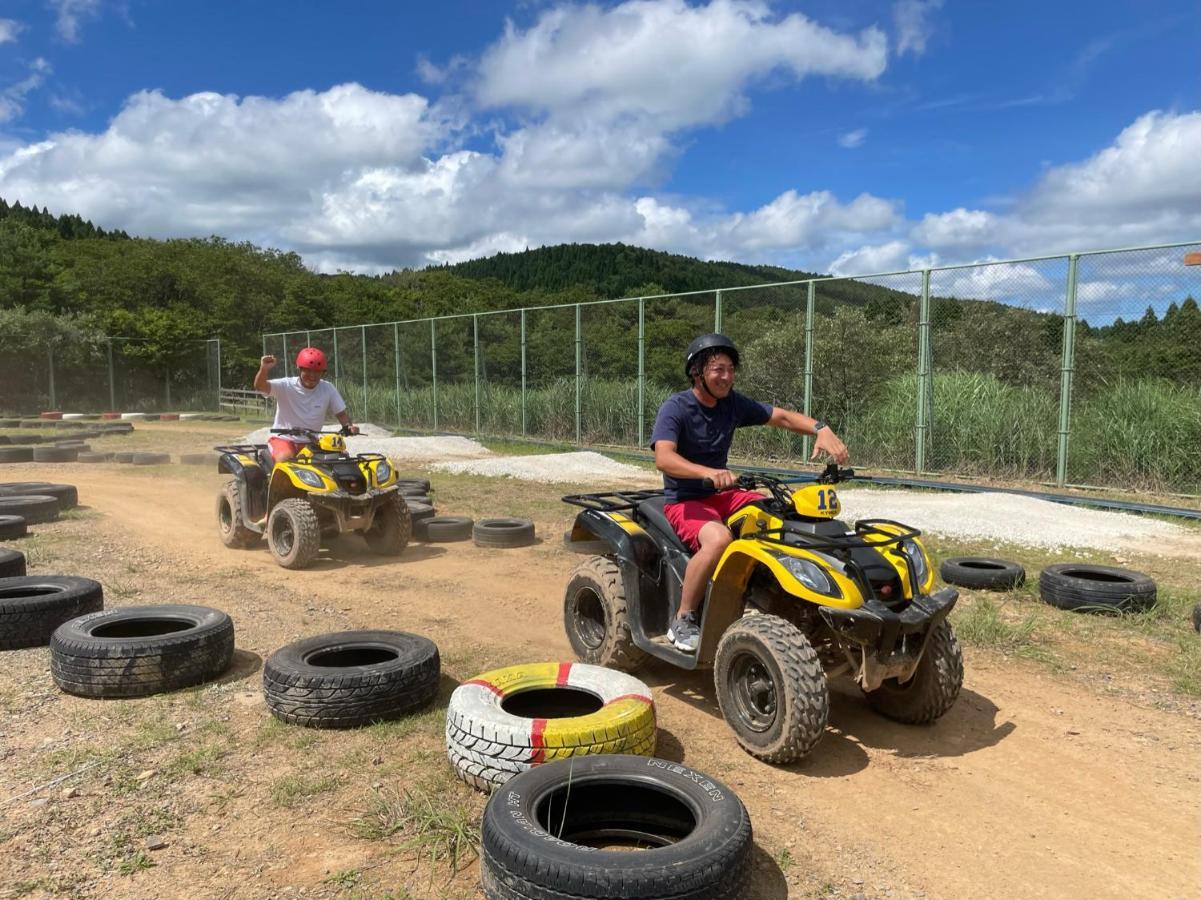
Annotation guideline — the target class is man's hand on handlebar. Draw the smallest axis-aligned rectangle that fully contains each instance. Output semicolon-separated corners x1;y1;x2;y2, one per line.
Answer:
811;427;849;465
703;468;738;491
340;425;360;436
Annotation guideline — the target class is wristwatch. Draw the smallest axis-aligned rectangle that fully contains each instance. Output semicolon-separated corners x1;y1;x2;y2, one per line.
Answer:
813;420;827;434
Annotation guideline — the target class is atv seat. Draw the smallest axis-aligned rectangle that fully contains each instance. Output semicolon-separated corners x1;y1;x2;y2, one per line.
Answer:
636;497;691;554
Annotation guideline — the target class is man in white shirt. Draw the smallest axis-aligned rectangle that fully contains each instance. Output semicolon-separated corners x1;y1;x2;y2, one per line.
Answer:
254;347;359;462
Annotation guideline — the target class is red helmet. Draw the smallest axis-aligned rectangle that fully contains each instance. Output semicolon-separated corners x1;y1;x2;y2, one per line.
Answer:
295;347;328;372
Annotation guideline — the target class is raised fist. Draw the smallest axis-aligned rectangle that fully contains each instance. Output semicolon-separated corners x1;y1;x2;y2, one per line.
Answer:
260;355;277;369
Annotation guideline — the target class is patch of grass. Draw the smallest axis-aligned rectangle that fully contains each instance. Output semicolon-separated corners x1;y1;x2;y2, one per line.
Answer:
117;851;156;875
349;781;480;874
164;743;229;777
952;597;1040;651
270;773;339;808
774;847;794;872
1166;635;1201;696
323;868;362;890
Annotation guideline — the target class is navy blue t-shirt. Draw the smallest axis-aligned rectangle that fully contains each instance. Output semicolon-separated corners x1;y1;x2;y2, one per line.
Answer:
650;389;773;502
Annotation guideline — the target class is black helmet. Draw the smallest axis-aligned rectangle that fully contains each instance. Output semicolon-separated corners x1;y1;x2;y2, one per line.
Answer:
684;333;740;378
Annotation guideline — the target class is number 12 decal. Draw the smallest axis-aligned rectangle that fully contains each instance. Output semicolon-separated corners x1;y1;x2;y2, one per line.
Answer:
816;489;839;511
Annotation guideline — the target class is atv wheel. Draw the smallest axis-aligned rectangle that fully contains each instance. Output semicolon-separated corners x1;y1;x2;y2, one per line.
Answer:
216;481;261;549
363;492;411;556
267;499;321;569
864;620;963;724
714;614;828;763
563;556;648;672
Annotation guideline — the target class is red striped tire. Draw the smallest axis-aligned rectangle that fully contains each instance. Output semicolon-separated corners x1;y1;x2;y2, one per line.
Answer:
447;661;655;792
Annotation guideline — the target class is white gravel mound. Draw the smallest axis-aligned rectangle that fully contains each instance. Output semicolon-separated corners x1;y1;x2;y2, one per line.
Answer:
432;451;650;484
838;487;1186;552
237;425;492;461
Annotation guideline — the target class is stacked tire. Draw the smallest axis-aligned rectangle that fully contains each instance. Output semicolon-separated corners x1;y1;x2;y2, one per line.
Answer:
447;662;656;792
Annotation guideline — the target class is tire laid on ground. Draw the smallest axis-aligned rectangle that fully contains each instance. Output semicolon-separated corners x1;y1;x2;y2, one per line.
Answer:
1192;603;1201;634
130;452;170;465
480;754;752;900
0;576;103;650
0;549;26;578
419;515;473;542
267;498;321;568
0;483;78;510
473;518;535;549
179;452;218;465
363;491;412;556
50;604;234;697
714;614;828;764
0;495;59;525
216;481;262;549
395;478;431;493
0;515;27;539
0;447;34;463
564;555;648;672
399;492;432;505
263;630;440;728
863;620;964;724
940;556;1025;590
113;451;136;463
77;452;113;463
446;661;656;792
404;501;435;522
1038;563;1157;614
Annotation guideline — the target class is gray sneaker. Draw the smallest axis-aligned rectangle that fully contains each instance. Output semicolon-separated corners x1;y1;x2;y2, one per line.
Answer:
668;612;700;652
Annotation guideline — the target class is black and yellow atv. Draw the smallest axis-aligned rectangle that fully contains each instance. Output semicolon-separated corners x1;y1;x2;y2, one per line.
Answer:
215;427;410;570
562;464;963;763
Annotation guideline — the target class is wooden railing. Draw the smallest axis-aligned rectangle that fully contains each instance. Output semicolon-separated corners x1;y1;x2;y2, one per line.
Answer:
219;388;271;415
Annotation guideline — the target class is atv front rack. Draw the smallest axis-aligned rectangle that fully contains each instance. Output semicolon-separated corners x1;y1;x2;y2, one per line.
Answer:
755;518;921;553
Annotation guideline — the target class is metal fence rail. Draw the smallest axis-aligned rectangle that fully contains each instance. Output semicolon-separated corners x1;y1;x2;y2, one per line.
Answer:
260;240;1201;496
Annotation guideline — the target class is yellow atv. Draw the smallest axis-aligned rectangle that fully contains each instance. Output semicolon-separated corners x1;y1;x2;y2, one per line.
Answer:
215;427;410;570
562;464;963;763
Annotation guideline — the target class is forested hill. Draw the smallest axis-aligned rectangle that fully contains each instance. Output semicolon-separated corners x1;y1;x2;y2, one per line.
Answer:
0;197;129;241
441;242;813;297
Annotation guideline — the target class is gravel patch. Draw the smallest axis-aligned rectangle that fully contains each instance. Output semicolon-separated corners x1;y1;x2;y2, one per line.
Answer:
838;487;1187;552
432;451;651;484
238;425;492;461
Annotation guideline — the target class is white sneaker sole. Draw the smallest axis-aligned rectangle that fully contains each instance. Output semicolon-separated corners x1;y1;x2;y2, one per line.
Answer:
667;628;698;653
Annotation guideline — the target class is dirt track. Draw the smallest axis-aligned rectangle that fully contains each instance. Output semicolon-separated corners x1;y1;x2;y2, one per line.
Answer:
1;441;1199;899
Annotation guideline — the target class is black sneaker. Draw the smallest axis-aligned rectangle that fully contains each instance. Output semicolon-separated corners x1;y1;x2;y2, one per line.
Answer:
667;611;700;653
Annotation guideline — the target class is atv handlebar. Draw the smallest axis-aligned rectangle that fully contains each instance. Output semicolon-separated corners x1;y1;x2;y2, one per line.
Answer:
270;426;357;438
701;463;855;493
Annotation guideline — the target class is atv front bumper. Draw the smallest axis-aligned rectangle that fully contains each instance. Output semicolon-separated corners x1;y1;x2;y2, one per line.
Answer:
305;486;398;533
817;586;958;675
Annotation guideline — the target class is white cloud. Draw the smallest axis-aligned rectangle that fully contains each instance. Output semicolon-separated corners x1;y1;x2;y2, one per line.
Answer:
0;58;51;124
0;18;24;44
911;208;999;248
893;0;942;57
838;128;868;149
476;0;887;129
50;0;103;43
828;241;911;275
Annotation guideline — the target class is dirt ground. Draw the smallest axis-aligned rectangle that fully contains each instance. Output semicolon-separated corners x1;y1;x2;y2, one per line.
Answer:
0;421;1198;900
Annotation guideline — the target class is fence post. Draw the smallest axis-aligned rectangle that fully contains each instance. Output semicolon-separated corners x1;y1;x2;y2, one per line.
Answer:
306;330;311;349
282;334;290;378
165;371;171;410
47;344;56;410
714;289;723;333
638;298;646;447
575;304;582;444
802;281;815;460
332;328;339;385
473;314;481;434
520;309;527;437
361;324;368;421
430;319;438;431
107;338;116;411
1056;254;1080;488
393;323;401;427
915;269;932;475
214;338;222;410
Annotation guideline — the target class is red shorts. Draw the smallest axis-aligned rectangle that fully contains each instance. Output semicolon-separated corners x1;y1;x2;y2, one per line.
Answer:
664;489;764;551
267;436;307;462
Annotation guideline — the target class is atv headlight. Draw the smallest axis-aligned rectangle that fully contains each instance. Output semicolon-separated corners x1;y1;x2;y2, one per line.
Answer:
295;468;326;489
777;555;839;597
901;539;929;586
375;461;392;483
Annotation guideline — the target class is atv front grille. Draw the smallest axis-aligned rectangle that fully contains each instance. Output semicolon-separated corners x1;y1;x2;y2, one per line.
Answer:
327;461;367;494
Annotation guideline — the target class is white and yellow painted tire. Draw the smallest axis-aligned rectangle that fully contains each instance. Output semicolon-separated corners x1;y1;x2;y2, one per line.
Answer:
446;661;655;791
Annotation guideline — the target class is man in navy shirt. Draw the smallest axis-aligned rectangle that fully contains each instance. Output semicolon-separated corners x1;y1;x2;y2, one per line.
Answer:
650;333;849;652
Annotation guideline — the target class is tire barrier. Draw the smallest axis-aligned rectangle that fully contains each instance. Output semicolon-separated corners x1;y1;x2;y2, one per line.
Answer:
447;661;655;792
50;604;234;697
939;557;1025;590
395;478;432;493
0;496;59;525
0;576;104;650
180;453;219;465
404;502;436;522
0;549;26;578
479;755;752;900
77;452;113;463
0;447;34;464
0;483;78;511
33;446;78;463
130;452;171;465
263;630;440;728
417;515;474;543
473;518;536;549
114;452;136;463
1038;563;1157;614
0;515;27;539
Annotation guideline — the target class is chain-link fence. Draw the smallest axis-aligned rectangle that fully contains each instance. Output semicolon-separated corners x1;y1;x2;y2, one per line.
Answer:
263;241;1201;495
0;335;221;414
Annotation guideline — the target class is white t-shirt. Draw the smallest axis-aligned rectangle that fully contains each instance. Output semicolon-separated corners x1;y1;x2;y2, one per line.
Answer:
267;377;347;434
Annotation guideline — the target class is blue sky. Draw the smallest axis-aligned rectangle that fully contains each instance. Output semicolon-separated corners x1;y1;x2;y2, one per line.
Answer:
0;0;1197;280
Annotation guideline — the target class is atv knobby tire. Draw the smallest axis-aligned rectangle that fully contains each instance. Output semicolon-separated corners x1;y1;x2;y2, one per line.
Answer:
50;604;234;697
0;549;26;578
363;491;411;556
714;614;828;764
1038;563;1157;613
0;515;27;539
267;498;321;569
940;556;1025;590
564;555;648;671
263;630;440;728
1;576;104;651
863;620;964;724
216;481;261;549
0;495;59;525
479;754;752;900
0;483;78;510
473;517;535;548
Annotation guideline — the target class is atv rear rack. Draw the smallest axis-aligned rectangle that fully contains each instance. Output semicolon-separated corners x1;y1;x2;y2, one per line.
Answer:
562;488;666;511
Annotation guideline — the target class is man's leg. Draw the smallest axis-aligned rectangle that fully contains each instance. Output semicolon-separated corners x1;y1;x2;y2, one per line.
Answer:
669;521;732;652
